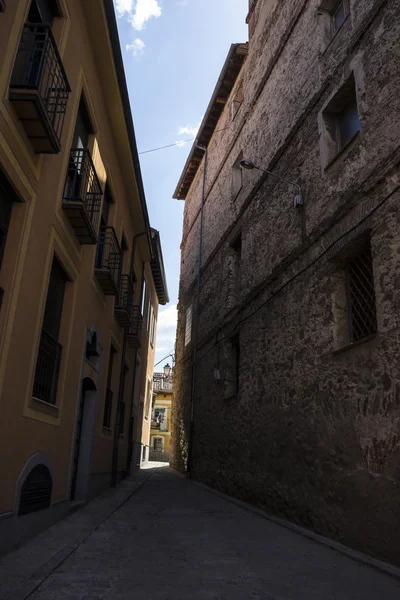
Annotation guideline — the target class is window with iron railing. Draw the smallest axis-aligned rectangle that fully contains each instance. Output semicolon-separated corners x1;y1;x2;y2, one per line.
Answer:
9;20;70;153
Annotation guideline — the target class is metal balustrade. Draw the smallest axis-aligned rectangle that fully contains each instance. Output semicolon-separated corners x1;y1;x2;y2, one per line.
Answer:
32;329;62;405
115;274;134;328
153;380;173;392
127;305;143;349
62;148;102;244
94;227;121;295
10;23;70;153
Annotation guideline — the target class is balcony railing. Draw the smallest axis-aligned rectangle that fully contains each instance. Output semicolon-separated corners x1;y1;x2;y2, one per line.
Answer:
115;274;134;328
9;23;70;154
62;148;102;244
33;329;62;405
94;226;121;295
153;380;173;392
127;306;143;349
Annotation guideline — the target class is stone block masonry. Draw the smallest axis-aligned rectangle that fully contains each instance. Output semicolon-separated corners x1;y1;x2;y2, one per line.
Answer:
171;0;400;566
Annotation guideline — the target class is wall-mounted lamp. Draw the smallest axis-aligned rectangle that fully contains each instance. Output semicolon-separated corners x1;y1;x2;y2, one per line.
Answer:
240;158;304;208
163;363;171;378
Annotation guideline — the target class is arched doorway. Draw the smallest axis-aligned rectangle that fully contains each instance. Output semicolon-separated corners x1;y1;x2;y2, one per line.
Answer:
70;377;97;501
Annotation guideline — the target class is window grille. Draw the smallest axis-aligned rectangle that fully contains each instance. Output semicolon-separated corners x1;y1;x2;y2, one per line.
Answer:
346;244;377;343
19;464;52;516
185;304;192;346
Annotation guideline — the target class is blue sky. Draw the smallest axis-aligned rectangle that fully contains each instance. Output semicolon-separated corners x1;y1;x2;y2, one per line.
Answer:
114;0;248;368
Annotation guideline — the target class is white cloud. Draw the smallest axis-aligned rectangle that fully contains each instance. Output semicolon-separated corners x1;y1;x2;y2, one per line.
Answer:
115;0;162;31
115;0;134;16
178;123;200;137
126;38;145;56
157;304;178;330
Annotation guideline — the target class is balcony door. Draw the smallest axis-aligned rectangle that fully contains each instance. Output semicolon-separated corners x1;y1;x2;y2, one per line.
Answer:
65;97;94;198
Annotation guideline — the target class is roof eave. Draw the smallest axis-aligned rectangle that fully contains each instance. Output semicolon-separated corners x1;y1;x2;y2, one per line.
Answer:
173;42;248;201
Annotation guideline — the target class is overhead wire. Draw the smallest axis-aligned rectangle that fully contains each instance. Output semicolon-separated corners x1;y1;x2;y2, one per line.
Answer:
138;126;232;155
194;182;399;362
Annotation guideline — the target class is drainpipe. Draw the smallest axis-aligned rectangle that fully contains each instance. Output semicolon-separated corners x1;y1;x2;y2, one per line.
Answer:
125;261;146;474
111;330;127;487
187;144;207;475
112;232;151;486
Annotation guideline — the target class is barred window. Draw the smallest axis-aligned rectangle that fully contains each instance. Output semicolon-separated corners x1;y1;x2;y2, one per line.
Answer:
346;244;377;343
185;304;192;346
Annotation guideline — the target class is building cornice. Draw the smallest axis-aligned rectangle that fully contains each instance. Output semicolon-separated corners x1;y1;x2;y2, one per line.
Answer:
173;43;248;200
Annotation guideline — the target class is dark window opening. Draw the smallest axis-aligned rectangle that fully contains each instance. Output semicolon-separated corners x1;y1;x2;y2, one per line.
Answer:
19;464;52;516
72;96;94;151
338;99;361;148
33;257;67;404
0;171;18;273
103;345;116;427
119;365;128;435
322;74;361;164
332;1;347;34
85;332;100;359
232;336;240;395
346;243;377;343
28;0;61;26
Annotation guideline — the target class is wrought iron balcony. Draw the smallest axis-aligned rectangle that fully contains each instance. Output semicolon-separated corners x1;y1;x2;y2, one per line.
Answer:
127;306;143;349
94;226;121;295
62;148;102;244
33;329;62;405
9;23;70;153
115;274;134;328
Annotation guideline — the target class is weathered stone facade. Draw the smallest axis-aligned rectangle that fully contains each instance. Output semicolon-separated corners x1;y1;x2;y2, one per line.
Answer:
172;0;400;565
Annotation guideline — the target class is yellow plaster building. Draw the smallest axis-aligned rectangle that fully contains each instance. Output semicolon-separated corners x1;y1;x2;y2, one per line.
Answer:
0;0;168;554
149;367;173;462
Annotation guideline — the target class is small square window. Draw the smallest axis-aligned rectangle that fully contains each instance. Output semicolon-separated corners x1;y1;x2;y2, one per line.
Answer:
231;82;244;121
231;152;243;199
321;74;361;166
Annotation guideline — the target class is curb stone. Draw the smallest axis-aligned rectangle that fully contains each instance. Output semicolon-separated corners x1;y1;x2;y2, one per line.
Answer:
2;470;156;600
192;479;400;582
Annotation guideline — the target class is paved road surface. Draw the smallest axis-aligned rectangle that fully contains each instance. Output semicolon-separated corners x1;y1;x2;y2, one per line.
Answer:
3;465;400;599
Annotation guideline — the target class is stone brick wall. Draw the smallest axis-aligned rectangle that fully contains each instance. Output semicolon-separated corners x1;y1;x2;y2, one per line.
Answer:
172;0;400;565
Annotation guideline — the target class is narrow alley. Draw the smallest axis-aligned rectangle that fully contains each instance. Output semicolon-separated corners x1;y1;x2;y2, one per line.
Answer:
1;466;399;600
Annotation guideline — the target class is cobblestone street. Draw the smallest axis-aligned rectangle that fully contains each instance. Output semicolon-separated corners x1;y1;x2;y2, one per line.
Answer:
1;466;400;600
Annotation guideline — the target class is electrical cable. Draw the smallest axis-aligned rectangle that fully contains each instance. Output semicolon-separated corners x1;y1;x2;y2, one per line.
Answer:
154;349;175;368
138;126;232;155
194;183;399;361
